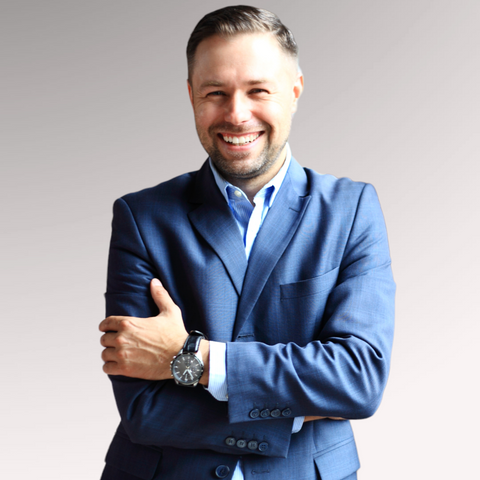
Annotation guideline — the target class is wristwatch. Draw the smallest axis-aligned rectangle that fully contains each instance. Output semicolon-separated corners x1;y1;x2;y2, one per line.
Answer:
170;330;207;387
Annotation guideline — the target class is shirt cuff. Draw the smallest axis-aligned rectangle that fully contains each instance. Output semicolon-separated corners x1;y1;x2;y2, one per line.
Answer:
292;416;304;434
205;340;228;401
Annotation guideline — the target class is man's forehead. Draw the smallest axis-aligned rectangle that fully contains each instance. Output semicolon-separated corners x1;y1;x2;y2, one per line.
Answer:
191;32;295;84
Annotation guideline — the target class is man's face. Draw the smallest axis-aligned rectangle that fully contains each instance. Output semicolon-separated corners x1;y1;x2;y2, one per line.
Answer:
188;33;303;185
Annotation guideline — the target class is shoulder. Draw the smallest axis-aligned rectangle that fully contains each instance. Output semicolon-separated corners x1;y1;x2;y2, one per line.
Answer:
122;170;198;206
303;168;374;205
288;157;370;204
110;168;204;222
305;168;366;194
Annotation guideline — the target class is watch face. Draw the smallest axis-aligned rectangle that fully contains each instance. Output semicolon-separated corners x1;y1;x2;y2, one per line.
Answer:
172;353;204;386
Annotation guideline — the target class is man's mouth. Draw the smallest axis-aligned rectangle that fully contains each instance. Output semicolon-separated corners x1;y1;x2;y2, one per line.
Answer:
219;132;262;146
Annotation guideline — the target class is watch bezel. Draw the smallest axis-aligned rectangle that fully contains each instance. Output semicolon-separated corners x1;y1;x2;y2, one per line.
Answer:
171;351;204;386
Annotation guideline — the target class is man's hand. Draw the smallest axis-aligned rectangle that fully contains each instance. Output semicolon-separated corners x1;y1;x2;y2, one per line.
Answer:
304;416;345;423
99;279;209;383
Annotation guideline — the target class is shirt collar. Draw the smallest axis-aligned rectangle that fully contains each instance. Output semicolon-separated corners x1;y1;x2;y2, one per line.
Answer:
209;143;292;206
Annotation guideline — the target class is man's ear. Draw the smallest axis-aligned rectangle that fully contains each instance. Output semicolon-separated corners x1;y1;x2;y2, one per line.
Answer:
292;72;304;114
187;79;194;107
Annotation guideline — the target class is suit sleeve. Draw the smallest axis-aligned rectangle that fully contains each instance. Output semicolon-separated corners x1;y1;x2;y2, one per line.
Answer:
104;197;294;457
226;184;396;424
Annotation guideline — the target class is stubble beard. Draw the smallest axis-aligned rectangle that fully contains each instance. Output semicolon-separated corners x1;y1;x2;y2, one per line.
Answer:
202;125;289;182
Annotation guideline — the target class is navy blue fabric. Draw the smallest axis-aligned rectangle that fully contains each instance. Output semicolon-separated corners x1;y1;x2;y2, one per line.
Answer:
101;158;394;480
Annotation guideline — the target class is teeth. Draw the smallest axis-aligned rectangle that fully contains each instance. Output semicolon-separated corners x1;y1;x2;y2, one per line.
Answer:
222;133;260;145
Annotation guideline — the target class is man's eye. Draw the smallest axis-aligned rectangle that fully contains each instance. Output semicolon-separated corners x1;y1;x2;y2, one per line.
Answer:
207;91;225;96
250;89;268;94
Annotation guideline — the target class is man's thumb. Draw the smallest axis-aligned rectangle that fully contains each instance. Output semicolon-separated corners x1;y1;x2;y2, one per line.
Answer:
150;278;170;310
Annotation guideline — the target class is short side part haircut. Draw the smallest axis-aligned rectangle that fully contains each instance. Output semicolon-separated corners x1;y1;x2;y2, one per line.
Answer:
186;5;298;79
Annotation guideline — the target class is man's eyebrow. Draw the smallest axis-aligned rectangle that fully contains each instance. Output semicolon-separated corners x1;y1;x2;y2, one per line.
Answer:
199;81;224;89
199;79;271;89
246;79;270;85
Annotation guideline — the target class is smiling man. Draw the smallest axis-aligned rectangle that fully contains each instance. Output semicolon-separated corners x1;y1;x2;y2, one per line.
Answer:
99;6;395;480
188;31;302;200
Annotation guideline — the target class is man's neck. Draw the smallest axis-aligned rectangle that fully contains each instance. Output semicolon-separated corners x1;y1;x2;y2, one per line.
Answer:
224;147;288;203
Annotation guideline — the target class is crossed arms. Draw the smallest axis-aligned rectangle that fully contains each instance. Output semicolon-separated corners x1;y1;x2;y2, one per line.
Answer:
99;182;395;457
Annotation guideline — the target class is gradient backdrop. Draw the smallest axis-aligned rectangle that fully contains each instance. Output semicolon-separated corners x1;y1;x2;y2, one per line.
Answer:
1;1;479;478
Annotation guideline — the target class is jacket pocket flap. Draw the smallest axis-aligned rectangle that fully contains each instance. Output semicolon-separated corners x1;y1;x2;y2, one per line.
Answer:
314;437;360;480
280;267;339;299
105;433;162;480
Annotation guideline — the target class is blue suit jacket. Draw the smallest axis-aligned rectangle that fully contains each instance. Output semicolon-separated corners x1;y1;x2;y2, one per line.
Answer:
101;158;395;480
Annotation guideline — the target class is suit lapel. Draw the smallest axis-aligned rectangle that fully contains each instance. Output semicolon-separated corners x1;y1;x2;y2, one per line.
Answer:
233;159;311;339
188;161;247;296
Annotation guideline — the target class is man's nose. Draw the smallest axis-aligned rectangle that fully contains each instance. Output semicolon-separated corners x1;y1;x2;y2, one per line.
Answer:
224;93;252;125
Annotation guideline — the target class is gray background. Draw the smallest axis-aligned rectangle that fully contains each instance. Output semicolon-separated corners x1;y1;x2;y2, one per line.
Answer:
1;0;479;478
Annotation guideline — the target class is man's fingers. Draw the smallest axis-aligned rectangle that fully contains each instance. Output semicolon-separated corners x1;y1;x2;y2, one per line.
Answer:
99;316;117;332
304;416;345;423
101;347;116;363
99;316;132;332
101;347;133;376
100;332;119;347
102;360;119;375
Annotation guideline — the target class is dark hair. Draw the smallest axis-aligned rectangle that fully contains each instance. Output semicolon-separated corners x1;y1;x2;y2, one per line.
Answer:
186;5;298;78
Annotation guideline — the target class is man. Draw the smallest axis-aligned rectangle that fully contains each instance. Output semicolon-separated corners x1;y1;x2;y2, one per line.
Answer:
99;6;395;480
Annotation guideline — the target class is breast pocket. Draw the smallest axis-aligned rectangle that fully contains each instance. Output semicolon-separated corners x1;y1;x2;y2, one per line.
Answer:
280;267;339;299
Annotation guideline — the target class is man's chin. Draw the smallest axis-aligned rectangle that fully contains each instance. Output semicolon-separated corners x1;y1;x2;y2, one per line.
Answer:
207;139;286;182
210;156;267;181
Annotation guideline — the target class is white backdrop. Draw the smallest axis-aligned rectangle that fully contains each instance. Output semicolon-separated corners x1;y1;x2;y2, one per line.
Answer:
1;1;479;478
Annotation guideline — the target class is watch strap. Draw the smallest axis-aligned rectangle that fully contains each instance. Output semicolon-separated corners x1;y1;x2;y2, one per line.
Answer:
183;330;206;353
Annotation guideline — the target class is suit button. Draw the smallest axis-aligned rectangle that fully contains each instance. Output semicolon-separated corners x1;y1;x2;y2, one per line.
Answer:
258;441;269;452
249;408;260;419
260;408;270;418
270;408;281;418
282;408;292;417
225;437;236;446
215;465;230;478
236;439;247;448
248;440;258;450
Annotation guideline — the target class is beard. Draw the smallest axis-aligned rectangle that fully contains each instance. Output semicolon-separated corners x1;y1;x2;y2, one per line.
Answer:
200;123;289;182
